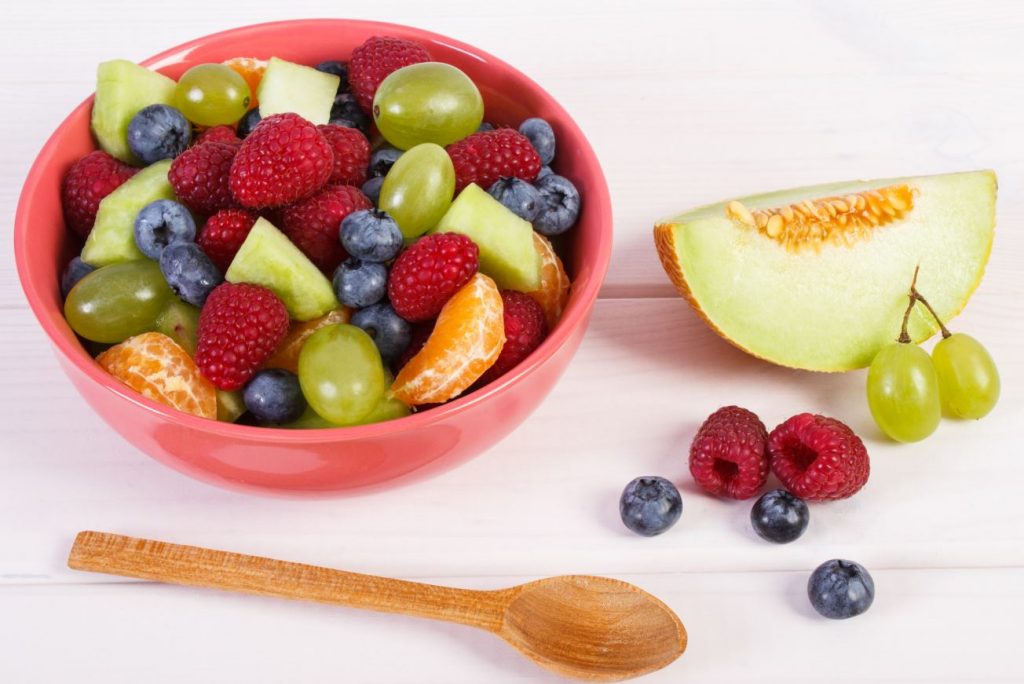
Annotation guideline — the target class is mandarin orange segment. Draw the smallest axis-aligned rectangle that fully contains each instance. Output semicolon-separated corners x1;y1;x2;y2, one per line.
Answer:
97;332;217;419
223;57;267;108
392;273;505;405
262;307;351;374
527;232;570;330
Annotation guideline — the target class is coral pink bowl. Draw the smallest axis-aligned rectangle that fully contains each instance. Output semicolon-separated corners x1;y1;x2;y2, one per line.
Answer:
14;20;611;496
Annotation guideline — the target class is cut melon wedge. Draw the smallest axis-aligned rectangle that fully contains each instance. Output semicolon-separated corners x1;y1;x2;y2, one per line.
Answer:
81;160;174;266
257;57;338;125
654;170;996;371
91;60;177;164
225;218;338;321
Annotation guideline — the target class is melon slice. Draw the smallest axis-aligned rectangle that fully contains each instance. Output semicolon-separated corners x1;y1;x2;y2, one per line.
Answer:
91;60;178;164
257;57;339;125
225;218;338;321
81;160;174;266
654;171;996;371
432;183;541;291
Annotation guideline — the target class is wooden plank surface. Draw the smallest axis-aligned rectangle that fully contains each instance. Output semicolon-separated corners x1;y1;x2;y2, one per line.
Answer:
1;1;1022;682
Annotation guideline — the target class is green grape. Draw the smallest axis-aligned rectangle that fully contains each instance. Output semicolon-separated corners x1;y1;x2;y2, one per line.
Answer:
155;300;200;356
298;324;386;424
866;342;942;442
379;143;455;238
373;62;483;150
282;393;410;429
932;333;1000;419
64;260;173;343
174;63;251;126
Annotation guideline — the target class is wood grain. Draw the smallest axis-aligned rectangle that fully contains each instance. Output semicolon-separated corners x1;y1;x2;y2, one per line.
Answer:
68;532;686;681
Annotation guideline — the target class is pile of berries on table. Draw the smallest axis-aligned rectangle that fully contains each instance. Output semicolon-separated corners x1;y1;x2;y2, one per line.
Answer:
60;36;579;428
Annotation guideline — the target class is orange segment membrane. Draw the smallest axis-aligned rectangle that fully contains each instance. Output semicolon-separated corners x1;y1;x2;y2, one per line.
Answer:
97;332;217;419
725;184;915;251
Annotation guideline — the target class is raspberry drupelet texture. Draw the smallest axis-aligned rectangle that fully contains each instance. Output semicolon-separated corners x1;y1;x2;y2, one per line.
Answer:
768;413;870;501
689;406;770;499
446;128;542;192
195;283;290;391
317;124;371;186
349;36;431;113
169;141;238;216
479;290;547;384
387;233;480;322
228;113;334;209
61;151;138;238
280;184;373;273
197;208;258;272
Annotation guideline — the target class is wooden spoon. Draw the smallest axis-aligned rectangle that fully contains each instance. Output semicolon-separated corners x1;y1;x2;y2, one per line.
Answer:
68;531;686;681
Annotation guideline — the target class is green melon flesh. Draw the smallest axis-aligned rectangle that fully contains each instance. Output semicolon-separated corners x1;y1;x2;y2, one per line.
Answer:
654;170;996;371
81;160;174;266
258;57;339;125
225;218;339;321
91;60;177;164
155;300;200;356
432;183;541;291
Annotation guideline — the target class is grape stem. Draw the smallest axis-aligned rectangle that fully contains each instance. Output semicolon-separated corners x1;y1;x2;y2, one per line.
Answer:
899;265;952;343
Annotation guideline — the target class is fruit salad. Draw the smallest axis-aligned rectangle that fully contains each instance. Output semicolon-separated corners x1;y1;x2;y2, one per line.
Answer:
60;36;580;428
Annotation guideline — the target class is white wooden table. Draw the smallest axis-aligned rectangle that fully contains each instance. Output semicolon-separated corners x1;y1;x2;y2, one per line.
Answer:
2;1;1022;681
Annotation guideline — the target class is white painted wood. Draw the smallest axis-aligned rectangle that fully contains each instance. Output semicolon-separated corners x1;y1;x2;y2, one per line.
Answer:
2;568;1021;682
1;1;1022;681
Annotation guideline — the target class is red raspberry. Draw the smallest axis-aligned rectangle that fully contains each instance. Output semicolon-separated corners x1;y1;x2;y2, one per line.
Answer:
197;125;241;146
279;184;372;273
479;291;547;384
446;129;542;192
768;414;870;501
196;283;290;391
229;113;334;209
388;233;479;322
317;124;370;186
197;208;258;272
61;151;137;238
169;141;238;216
689;406;769;499
349;36;430;112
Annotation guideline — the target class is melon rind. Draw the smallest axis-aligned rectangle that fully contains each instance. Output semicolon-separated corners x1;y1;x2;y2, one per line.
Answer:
654;170;996;372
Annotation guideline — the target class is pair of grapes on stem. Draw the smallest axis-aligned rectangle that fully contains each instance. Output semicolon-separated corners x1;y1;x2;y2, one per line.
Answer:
867;267;1000;442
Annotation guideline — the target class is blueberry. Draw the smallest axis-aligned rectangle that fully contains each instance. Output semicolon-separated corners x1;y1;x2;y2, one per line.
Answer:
535;165;553;180
534;174;581;236
369;145;403;178
519;117;556;165
750;489;809;543
361;176;385;207
340;210;403;263
243;369;306;424
134;199;197;259
159;243;222;307
808;559;875;619
351;303;411;364
332;258;388;308
619;476;682;536
237;108;262;138
60;256;95;298
316;60;349;92
487;177;543;221
127;104;192;164
477;122;495;132
330;92;370;134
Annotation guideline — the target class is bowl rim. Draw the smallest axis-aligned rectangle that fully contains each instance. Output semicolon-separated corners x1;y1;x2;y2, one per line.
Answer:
14;18;612;443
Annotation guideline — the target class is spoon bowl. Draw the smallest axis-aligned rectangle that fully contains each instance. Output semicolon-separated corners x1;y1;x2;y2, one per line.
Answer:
501;575;687;681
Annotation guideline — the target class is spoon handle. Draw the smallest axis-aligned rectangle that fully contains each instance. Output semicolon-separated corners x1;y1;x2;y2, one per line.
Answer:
68;531;509;632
